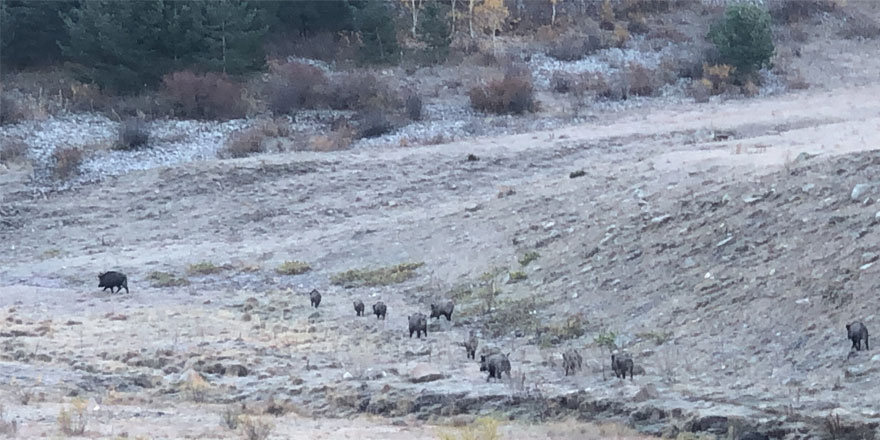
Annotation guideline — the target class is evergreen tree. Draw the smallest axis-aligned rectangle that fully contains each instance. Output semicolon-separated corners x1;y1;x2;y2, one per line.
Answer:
198;0;268;74
418;2;451;64
1;0;77;70
258;1;354;37
708;2;774;76
351;1;400;65
61;1;161;92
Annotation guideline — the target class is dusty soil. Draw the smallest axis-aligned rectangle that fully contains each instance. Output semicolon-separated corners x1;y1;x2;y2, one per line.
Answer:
3;76;880;439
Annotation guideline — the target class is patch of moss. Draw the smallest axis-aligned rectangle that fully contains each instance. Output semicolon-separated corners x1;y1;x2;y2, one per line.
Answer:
275;261;311;276
330;262;425;287
518;251;540;267
637;330;672;346
186;261;228;276
147;271;190;288
508;271;527;282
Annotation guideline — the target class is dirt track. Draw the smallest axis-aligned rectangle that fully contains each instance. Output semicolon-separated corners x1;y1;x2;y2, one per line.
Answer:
2;83;880;438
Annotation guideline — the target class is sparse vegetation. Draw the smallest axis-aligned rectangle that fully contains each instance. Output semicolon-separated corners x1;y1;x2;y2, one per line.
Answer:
186;261;227;276
162;71;246;121
518;251;540;267
469;73;537;115
147;271;190;288
508;271;527;282
265;61;329;115
51;146;84;180
436;416;501;440
239;415;274;440
220;404;244;430
275;260;311;276
116;118;150;151
182;371;211;402
220;127;266;159
357;109;395;138
405;94;423;121
57;398;87;436
330;262;425;287
637;330;672;345
0;137;28;165
0;405;17;437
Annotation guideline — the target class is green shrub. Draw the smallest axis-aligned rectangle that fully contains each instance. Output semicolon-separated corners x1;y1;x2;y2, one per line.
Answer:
330;262;424;287
275;261;311;275
708;2;774;76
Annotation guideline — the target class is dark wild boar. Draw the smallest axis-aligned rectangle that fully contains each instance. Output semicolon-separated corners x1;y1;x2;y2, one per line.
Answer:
309;289;322;308
463;332;478;360
353;299;365;316
480;352;511;382
562;349;582;376
98;271;129;294
611;353;634;380
847;321;870;351
430;300;454;321
372;301;387;320
408;312;427;338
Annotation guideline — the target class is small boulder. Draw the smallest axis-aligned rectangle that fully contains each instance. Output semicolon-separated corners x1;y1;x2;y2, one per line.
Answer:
852;183;875;202
633;384;659;402
409;363;444;383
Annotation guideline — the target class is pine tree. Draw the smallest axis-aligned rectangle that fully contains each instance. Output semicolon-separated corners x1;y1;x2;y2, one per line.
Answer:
61;1;161;93
352;1;400;65
198;0;268;74
418;2;451;64
1;0;77;69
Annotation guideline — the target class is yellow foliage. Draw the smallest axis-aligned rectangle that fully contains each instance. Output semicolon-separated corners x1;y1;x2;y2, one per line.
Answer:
58;398;87;435
613;24;630;46
474;0;509;34
436;416;502;440
702;63;736;95
600;0;615;27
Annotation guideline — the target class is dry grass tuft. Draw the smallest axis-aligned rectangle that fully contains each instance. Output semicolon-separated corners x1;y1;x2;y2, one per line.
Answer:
331;262;425;287
275;260;312;275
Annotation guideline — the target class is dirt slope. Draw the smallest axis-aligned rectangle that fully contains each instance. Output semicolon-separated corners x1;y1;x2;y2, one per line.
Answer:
1;84;880;438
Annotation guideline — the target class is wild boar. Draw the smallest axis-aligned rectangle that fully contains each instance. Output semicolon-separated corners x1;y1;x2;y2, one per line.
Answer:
372;301;387;320
480;352;511;382
611;353;634;380
847;321;870;351
353;299;365;316
309;289;322;308
430;300;455;321
98;271;129;294
408;312;427;338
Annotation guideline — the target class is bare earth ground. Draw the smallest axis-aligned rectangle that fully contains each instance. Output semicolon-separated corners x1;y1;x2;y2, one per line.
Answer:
4;81;880;437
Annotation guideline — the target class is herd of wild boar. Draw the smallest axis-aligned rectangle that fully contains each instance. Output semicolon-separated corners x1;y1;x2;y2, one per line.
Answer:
98;271;872;382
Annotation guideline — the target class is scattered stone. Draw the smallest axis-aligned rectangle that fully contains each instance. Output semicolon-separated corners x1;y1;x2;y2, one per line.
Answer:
569;170;586;178
682;257;697;269
409;363;444;383
852;183;875;202
633;384;659;402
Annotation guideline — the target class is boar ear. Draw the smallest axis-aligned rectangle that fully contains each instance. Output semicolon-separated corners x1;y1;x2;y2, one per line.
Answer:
846;324;851;331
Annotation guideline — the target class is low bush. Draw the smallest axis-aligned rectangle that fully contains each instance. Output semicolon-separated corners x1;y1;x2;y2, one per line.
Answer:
468;73;537;115
0;137;29;165
708;2;775;76
116;118;151;151
0;94;23;125
551;71;574;94
625;62;659;97
265;61;329;115
358;109;394;138
839;15;880;40
546;35;605;61
219;128;266;159
161;71;247;121
328;72;400;112
51;147;84;180
275;261;311;275
405;94;423;121
768;0;840;24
